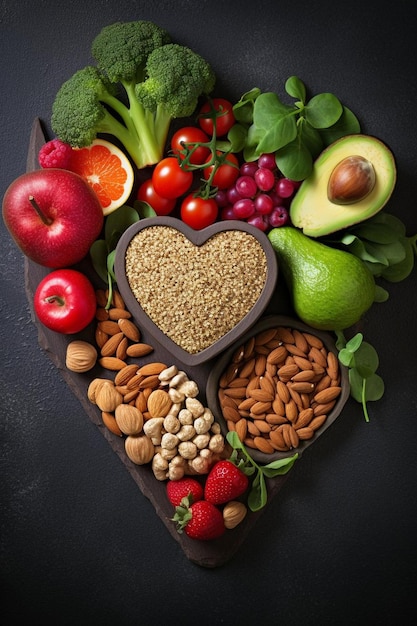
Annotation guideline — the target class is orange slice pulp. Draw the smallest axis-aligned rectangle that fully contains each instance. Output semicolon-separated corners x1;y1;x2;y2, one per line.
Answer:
68;139;135;215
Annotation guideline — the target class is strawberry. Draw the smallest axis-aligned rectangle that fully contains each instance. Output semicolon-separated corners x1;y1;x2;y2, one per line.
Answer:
166;477;204;507
173;499;225;541
204;460;249;505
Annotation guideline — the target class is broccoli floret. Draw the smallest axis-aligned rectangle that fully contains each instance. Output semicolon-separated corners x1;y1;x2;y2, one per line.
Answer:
91;20;171;84
51;66;144;161
136;43;216;147
50;21;216;170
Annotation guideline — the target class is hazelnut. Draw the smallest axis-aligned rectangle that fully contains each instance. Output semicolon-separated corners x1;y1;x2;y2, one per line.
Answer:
327;155;376;205
223;501;248;529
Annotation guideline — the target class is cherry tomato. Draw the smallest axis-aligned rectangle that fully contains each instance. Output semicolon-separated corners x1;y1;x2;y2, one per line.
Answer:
171;127;211;166
137;179;176;216
152;157;193;199
180;194;218;230
199;98;235;137
203;152;240;190
34;269;96;334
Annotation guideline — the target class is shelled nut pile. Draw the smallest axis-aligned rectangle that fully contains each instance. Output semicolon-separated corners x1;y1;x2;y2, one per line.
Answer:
86;289;226;480
218;325;342;454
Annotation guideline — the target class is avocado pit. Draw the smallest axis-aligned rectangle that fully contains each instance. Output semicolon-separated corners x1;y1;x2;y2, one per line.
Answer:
328;155;376;205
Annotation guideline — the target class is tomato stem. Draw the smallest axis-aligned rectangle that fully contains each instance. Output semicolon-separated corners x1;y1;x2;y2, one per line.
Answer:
28;195;53;226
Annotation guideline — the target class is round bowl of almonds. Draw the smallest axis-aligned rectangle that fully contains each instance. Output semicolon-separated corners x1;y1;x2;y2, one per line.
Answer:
206;315;350;463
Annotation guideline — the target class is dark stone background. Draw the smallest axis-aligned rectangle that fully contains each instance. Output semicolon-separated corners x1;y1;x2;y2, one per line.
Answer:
1;1;416;623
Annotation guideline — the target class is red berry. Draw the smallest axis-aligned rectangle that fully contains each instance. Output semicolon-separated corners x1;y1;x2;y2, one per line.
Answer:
184;500;225;541
38;139;73;169
204;460;249;505
166;477;204;507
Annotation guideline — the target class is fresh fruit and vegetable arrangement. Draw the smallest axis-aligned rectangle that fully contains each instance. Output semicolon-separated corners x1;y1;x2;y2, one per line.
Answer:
2;20;417;552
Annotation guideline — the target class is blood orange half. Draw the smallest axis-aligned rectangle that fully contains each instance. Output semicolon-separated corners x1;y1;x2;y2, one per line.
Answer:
68;139;135;215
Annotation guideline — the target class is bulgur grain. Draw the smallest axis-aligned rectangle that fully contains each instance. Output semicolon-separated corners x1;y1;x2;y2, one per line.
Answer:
125;226;267;353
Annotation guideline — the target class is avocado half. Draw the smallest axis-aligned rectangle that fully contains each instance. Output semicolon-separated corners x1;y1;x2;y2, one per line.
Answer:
289;134;397;237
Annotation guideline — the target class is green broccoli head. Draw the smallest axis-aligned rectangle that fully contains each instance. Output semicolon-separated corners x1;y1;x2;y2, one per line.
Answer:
91;20;171;85
51;66;125;147
136;43;216;119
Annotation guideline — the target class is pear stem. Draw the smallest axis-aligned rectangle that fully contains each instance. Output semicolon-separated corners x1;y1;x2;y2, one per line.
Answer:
28;195;53;226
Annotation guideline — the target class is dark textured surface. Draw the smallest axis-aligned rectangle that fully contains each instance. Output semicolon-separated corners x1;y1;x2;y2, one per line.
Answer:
1;1;417;623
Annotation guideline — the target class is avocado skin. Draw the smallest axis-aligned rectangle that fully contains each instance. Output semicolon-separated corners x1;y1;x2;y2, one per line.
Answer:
289;134;397;238
268;226;375;331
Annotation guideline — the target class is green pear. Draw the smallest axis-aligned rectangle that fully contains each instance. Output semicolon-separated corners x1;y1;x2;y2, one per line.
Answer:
268;226;375;330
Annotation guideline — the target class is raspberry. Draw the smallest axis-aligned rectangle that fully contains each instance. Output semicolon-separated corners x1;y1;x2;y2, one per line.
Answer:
38;139;73;169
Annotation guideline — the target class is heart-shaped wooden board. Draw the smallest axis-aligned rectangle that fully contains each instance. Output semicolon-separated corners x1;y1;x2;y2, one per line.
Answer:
114;217;278;366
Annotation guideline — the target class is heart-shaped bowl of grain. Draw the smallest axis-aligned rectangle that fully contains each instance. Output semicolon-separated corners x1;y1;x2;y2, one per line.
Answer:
114;216;278;366
206;315;350;463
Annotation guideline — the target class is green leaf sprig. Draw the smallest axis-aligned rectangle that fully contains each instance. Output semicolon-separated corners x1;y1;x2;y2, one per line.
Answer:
230;76;361;180
335;332;384;422
90;202;154;308
332;212;417;301
226;431;298;512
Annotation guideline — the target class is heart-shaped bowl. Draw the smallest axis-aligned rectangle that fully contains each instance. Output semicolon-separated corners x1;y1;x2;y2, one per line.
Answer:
114;216;278;366
206;315;350;463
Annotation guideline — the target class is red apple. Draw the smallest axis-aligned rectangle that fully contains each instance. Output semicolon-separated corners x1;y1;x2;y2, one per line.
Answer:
2;168;104;268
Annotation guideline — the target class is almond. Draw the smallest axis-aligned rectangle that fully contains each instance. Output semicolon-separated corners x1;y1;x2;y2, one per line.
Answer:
276;380;290;404
254;354;267;376
138;374;162;390
289;381;315;394
101;411;123;437
116;336;129;361
269;427;288;450
266;345;288;365
294;408;314;429
137;362;168;377
253;436;275;454
249;388;274;402
110;289;125;309
114;363;139;386
309;413;328;431
293;329;309;353
125;343;154;358
95;327;109;349
98;356;127;371
95;307;109;321
296;426;315;440
118;318;141;342
239;358;256;378
235;418;248;442
95;288;108;308
100;332;124;357
277;363;299;380
327;351;340;381
254;328;278;346
221;405;242;423
98;320;122;336
250;401;272;415
314;386;342;404
108;307;131;320
147;389;172;418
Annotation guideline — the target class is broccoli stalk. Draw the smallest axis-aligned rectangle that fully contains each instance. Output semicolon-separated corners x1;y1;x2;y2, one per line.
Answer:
51;21;216;170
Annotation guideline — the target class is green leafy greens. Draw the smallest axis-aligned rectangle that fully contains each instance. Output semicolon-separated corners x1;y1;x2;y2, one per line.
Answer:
90;202;155;308
335;332;384;422
230;76;361;180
